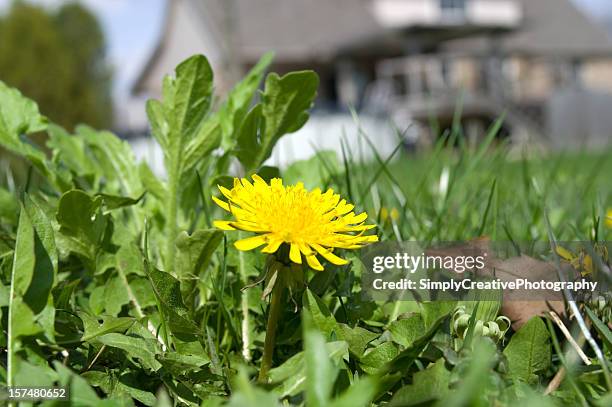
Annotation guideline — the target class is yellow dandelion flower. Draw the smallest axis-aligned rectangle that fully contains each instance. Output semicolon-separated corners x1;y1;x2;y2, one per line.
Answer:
213;175;378;270
380;207;400;222
606;208;612;229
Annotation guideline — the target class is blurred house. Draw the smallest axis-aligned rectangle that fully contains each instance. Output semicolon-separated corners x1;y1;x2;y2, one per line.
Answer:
123;0;612;167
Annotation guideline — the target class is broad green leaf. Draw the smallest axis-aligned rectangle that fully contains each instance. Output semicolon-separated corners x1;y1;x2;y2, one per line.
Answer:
78;125;143;197
52;361;101;405
147;54;214;167
97;192;144;210
56;189;110;260
11;205;37;296
420;301;456;329
360;341;399;375
388;314;425;348
0;284;9;307
181;117;222;180
0;81;47;135
176;228;222;304
226;368;281;407
386;310;449;373
146;55;218;272
389;359;450;406
0;187;19;223
335;323;378;358
47;124;94;177
144;263;199;335
235;70;319;170
0;81;50;179
103;276;131;316
439;338;498;407
52;279;80;310
80;313;135;342
22;195;57;313
170;55;214;144
156;352;211;376
175;229;222;280
219;52;273;149
83;370;157;406
269;341;348;398
7;201;57;384
503;317;551;384
305;313;338;407
303;289;337;339
12;356;57;387
327;376;378;407
10;299;43;338
96;333;162;372
139;161;167;200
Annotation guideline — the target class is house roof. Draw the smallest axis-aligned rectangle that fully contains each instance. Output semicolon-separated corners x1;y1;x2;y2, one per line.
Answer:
133;0;612;96
192;0;391;62
442;0;612;57
132;0;393;95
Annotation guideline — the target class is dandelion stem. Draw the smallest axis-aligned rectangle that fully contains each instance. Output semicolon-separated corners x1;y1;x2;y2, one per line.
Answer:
258;274;284;383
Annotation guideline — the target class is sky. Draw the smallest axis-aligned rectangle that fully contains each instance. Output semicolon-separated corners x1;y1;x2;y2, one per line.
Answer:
0;0;611;98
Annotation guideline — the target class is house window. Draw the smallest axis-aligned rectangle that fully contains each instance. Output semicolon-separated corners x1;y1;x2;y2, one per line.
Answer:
440;0;466;17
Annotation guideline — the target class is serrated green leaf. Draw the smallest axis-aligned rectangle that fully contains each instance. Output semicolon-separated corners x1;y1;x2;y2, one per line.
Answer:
269;341;348;398
226;368;281;407
235;70;319;170
144;263;199;335
56;190;109;259
175;229;222;281
389;359;450;406
52;279;80;310
78;125;143;197
360;341;399;375
97;333;162;372
327;376;378;407
219;52;273;150
97;192;144;210
386;310;448;374
80;313;135;342
503;317;551;384
12;356;57;387
0;187;19;223
146;98;168;151
303;289;337;339
47;124;94;177
52;361;101;405
420;301;456;329
181;118;221;179
147;55;218;273
176;228;222;306
0;81;51;180
156;352;211;376
139;161;167;200
335;323;378;358
83;370;157;406
304;312;338;407
10;298;43;338
388;314;425;348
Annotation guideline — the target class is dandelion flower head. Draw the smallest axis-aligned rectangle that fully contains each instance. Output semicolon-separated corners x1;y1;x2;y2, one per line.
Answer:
213;175;378;270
